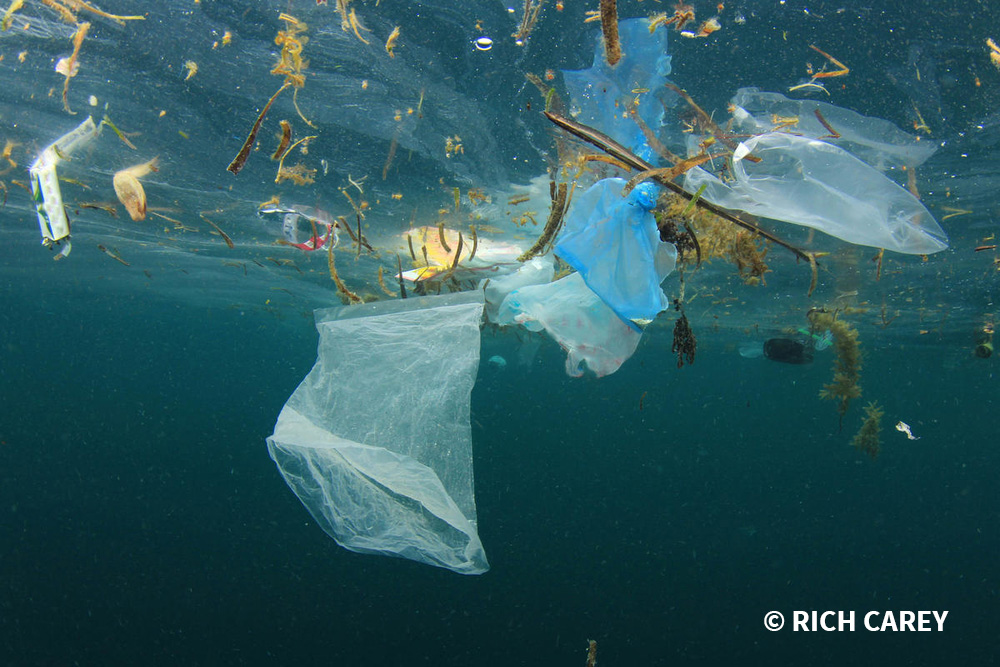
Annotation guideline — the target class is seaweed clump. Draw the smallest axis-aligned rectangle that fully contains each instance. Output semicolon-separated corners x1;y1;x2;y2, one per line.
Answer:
851;401;883;460
671;299;696;368
809;308;862;426
275;161;316;186
228;13;313;175
655;213;699;262
654;193;769;284
518;181;569;262
729;231;770;285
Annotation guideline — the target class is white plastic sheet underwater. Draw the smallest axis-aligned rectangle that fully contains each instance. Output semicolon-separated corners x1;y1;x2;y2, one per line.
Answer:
684;132;949;255
496;272;642;378
729;88;939;171
481;255;555;323
266;292;488;575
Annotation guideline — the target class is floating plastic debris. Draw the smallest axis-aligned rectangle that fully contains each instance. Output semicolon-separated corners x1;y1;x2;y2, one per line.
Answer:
267;292;489;575
29;116;102;258
895;421;920;440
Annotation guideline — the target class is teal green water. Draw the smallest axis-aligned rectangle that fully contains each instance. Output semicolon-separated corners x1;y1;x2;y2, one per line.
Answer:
2;283;997;665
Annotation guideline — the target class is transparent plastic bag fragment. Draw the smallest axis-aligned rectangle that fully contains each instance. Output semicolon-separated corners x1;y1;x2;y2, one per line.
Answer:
555;178;677;327
496;272;642;378
480;255;555;323
258;203;337;251
730;88;937;171
683;132;948;255
266;292;488;575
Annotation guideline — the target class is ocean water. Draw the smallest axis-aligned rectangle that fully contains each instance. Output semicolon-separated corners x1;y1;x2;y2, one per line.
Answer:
1;0;998;665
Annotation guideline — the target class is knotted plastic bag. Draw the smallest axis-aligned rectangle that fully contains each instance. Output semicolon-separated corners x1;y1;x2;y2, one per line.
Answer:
496;272;642;378
683;132;948;254
266;292;488;575
555;178;677;327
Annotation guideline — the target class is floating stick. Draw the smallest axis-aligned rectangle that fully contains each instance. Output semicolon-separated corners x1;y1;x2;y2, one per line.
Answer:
228;83;289;174
518;181;568;262
543;111;813;264
599;0;621;66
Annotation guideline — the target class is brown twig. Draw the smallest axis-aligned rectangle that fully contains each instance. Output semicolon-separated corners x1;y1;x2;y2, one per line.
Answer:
518;181;568;262
599;0;621;66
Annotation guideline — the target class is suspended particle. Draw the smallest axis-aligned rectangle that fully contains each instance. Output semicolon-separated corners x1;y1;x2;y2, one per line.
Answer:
474;36;493;51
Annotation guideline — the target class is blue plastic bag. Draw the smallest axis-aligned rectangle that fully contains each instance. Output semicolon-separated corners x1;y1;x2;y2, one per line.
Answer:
562;18;672;163
555;178;677;327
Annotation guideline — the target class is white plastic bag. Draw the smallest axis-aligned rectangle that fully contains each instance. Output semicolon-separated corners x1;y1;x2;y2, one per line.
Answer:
267;292;488;575
684;132;948;254
496;272;642;378
730;88;938;171
481;255;555;323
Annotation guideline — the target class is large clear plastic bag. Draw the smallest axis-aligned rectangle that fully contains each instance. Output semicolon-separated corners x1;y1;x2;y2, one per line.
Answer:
555;178;677;327
684;132;948;254
496;272;642;378
266;292;488;575
562;18;672;163
729;87;938;171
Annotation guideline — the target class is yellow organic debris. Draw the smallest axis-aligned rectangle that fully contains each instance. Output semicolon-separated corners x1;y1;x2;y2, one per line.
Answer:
113;157;158;221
